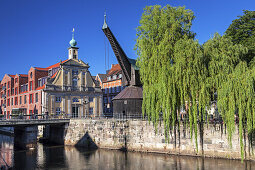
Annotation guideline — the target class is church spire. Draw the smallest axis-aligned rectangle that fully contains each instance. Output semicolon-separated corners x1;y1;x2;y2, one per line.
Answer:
68;28;79;59
69;28;77;47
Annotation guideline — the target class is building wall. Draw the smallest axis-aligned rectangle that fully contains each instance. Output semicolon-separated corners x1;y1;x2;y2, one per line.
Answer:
0;46;103;119
101;64;125;116
64;119;255;161
41;59;103;117
0;69;47;117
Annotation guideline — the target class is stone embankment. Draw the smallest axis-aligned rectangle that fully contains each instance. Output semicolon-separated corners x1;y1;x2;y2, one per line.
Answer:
64;119;254;160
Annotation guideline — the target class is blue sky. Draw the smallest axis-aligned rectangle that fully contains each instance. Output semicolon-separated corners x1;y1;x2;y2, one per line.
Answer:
0;0;254;79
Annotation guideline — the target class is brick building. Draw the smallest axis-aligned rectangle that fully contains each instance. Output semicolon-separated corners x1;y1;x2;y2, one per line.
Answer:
99;64;125;116
0;32;103;118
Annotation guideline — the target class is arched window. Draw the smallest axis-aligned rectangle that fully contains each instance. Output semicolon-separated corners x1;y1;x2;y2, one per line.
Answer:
72;77;78;86
73;98;79;102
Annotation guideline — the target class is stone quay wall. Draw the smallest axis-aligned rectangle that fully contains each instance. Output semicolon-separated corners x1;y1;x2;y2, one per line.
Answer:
64;119;255;160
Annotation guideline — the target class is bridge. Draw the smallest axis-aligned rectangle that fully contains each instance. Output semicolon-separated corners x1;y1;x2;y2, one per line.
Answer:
0;116;71;150
0;118;70;127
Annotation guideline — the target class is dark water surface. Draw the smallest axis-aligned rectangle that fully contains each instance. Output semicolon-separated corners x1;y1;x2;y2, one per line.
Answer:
0;134;255;170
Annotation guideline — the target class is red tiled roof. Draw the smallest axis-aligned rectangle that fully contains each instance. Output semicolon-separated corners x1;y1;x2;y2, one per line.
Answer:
36;84;45;90
47;59;69;69
102;64;122;82
35;59;69;71
8;74;15;78
35;67;50;71
107;64;121;76
19;74;28;77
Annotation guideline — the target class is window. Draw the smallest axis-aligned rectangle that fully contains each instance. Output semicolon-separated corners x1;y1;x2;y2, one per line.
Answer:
65;75;68;85
113;75;117;80
107;76;111;81
119;74;122;79
30;72;32;78
65;70;68;74
12;88;14;95
24;95;27;104
30;81;33;91
15;88;17;95
29;94;33;104
89;107;93;114
8;90;10;97
73;98;79;102
121;86;125;90
56;107;61;115
11;98;13;105
8;82;10;88
104;88;108;94
89;97;93;102
72;78;78;86
109;87;111;93
48;70;52;77
112;87;115;93
72;70;78;75
38;80;41;87
117;86;120;92
15;78;18;83
82;72;85;75
20;96;22;104
56;96;61;102
7;99;10;106
15;97;18;105
35;93;38;103
104;97;107;104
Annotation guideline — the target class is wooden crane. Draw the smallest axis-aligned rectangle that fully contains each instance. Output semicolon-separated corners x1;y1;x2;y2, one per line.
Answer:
102;14;143;118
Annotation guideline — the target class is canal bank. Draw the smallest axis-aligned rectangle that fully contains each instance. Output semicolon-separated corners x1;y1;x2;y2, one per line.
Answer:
1;132;254;170
59;119;255;161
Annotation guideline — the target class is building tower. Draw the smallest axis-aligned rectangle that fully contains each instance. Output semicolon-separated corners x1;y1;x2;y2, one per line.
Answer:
68;28;79;59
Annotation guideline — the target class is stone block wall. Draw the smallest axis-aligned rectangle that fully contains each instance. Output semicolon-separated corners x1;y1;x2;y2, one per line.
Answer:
64;119;255;160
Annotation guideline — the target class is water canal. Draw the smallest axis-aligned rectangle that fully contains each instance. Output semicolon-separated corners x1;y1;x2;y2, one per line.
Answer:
0;134;254;170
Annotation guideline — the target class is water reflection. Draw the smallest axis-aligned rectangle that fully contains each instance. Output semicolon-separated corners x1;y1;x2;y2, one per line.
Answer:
0;134;254;170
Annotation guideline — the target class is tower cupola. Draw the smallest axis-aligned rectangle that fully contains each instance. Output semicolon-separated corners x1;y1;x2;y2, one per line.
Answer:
68;28;79;59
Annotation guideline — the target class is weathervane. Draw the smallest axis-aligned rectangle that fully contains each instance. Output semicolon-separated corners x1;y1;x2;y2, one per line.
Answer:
72;28;75;39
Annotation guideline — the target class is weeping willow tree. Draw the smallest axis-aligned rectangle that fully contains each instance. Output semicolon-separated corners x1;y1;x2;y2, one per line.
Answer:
136;4;252;160
203;33;248;160
136;5;210;149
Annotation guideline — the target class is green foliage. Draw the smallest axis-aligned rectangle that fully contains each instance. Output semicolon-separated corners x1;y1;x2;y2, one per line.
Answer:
136;4;209;149
136;5;251;161
203;33;247;98
218;62;255;160
225;10;255;63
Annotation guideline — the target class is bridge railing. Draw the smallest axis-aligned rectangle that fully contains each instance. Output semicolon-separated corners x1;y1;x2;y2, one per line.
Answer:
0;114;71;121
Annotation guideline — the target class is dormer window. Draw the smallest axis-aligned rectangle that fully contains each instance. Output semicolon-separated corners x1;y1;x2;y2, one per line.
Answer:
119;74;122;79
48;69;52;77
107;76;111;81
